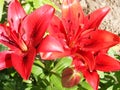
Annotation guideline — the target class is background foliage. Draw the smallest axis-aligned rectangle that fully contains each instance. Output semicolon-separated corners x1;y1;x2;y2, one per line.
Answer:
0;0;120;90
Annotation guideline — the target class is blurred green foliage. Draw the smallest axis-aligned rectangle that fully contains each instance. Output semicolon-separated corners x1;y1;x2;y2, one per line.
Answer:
0;0;4;21
0;0;120;90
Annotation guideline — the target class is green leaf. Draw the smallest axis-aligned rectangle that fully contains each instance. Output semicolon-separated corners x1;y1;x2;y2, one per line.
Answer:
80;81;93;90
32;64;43;76
0;44;8;51
106;85;113;90
33;0;43;9
52;57;72;73
34;59;45;69
0;0;4;21
97;71;105;79
42;0;61;12
50;74;63;89
23;3;33;14
64;86;78;90
23;80;32;84
115;71;120;83
28;0;61;12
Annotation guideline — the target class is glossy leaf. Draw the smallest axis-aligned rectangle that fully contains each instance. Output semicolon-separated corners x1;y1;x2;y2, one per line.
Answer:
52;57;72;73
32;64;43;76
80;81;93;90
50;74;63;89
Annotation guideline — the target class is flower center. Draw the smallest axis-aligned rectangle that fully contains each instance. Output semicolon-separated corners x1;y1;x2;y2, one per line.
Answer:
20;40;28;52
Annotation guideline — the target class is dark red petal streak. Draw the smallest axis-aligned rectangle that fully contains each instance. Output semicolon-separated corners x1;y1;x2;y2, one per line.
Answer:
0;51;12;70
11;47;36;80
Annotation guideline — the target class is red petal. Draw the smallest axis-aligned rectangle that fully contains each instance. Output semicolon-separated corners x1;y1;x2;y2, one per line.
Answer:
11;47;36;80
82;30;119;51
62;67;80;88
8;0;26;32
48;15;66;38
62;0;84;32
84;7;110;29
0;40;21;53
0;51;12;70
21;5;55;46
0;25;21;52
71;51;95;72
38;35;71;60
96;53;120;72
80;51;96;71
38;35;64;53
40;50;71;60
0;24;7;36
72;56;87;72
83;71;99;90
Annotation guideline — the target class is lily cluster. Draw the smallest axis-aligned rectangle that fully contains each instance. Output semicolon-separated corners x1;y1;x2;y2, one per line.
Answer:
0;0;120;90
38;0;120;90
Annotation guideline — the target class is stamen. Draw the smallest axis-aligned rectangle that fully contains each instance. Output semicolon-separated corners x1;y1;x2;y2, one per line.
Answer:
20;40;28;52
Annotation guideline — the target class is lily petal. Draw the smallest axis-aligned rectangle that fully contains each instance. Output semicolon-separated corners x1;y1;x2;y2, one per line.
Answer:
96;53;120;72
80;51;96;72
62;0;84;32
8;0;26;32
11;47;36;80
38;35;64;53
48;15;66;38
84;7;110;29
82;30;119;51
0;51;12;70
40;50;71;60
21;5;55;46
0;25;21;52
0;24;7;36
38;35;71;60
83;70;99;90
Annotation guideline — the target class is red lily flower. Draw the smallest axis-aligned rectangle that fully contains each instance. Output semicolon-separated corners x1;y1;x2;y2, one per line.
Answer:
71;49;120;90
38;0;120;89
38;0;119;60
0;0;54;79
